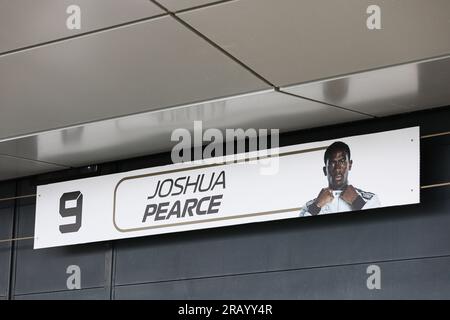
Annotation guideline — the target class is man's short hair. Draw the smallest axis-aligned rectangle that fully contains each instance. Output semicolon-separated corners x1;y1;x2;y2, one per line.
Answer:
324;141;351;164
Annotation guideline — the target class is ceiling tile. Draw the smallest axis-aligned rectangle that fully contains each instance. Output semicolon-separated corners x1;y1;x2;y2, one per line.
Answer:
0;90;367;168
0;0;164;53
0;16;269;141
158;0;222;12
283;56;450;117
181;0;450;87
0;155;67;181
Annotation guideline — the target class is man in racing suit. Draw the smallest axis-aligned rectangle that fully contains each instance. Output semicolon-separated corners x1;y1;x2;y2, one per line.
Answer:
300;141;380;217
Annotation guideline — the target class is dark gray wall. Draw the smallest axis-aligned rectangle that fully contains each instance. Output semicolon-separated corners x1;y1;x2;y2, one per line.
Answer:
14;288;109;300
0;181;14;299
0;106;449;299
114;255;450;300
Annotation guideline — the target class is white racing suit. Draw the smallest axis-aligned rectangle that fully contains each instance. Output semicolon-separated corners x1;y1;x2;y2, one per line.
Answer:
299;188;381;217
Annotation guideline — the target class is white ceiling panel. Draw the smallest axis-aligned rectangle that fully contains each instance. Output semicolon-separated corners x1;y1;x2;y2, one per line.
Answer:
0;155;67;181
0;90;368;169
181;0;450;87
0;16;269;141
283;56;450;117
158;0;224;12
0;0;164;53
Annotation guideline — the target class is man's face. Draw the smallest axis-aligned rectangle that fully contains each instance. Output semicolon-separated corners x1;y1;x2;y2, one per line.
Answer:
323;150;352;190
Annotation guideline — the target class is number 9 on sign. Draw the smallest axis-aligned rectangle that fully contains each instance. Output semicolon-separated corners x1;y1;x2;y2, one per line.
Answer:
59;191;83;233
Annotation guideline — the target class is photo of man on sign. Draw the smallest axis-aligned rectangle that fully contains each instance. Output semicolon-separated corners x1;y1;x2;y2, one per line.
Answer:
300;141;381;216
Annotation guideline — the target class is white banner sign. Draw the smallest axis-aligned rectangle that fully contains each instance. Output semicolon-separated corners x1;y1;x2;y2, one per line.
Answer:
35;127;420;249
